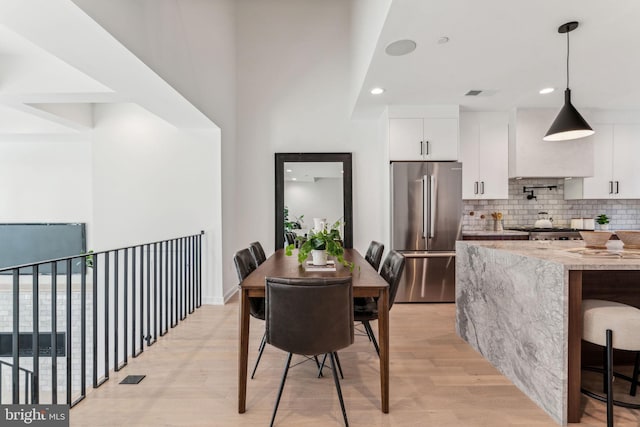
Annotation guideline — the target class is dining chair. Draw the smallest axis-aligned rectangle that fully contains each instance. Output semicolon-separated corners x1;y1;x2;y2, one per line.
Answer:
364;241;385;272
248;241;267;265
265;276;353;427
284;231;298;247
354;250;405;355
233;248;267;379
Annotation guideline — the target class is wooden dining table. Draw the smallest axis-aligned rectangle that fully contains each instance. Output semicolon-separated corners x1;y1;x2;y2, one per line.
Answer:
237;248;390;414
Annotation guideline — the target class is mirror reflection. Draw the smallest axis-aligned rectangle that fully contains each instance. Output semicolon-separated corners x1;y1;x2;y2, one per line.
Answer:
284;162;344;241
275;152;352;250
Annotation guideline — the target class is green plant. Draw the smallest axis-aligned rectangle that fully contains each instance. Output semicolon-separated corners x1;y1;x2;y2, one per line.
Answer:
284;206;304;231
285;220;354;271
596;214;610;225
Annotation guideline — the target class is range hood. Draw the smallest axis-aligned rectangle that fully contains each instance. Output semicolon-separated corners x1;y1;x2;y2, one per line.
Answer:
508;109;594;178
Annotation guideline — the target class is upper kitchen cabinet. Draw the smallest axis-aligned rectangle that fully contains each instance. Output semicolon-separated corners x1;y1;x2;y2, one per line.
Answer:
388;106;459;161
566;123;640;199
508;109;594;178
460;112;509;199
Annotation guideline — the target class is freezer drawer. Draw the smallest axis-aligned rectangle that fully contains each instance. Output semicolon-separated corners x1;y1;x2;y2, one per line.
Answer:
395;253;455;303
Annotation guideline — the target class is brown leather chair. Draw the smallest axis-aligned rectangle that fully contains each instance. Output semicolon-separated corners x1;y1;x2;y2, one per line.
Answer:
248;241;267;265
354;250;405;355
266;276;353;427
365;241;385;272
233;248;266;379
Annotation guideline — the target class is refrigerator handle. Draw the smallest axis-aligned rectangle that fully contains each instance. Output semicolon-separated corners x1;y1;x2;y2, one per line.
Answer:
422;175;428;238
429;175;435;238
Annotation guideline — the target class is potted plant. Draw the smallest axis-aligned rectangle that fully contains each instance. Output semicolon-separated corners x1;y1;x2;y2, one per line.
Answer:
285;220;354;270
284;206;304;231
596;214;610;230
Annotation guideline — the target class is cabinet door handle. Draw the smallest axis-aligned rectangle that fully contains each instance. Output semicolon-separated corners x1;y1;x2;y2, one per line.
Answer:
425;140;430;155
609;181;613;194
474;181;478;195
481;181;485;194
616;181;620;194
420;141;424;155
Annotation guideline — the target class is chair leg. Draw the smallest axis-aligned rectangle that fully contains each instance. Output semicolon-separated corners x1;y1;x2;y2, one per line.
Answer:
363;321;380;356
606;329;614;427
270;352;293;427
314;355;323;377
630;352;640;396
318;354;327;378
251;332;267;379
602;345;608;395
329;352;349;427
334;352;344;379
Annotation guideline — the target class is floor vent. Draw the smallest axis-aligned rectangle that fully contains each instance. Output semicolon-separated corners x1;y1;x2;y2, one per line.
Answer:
120;375;145;384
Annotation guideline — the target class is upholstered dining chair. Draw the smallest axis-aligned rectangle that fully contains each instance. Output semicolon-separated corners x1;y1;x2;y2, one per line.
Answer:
248;241;267;265
284;232;298;247
354;250;405;355
364;241;385;272
233;248;267;379
265;276;353;427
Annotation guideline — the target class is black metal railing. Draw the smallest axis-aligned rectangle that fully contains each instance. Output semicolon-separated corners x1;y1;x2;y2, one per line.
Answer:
0;360;34;404
0;231;203;406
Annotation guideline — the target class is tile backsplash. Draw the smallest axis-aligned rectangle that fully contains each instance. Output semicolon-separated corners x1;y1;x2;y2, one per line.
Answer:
463;178;640;231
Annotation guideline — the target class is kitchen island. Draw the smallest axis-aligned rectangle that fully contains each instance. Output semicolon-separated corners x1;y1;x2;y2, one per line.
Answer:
455;239;640;425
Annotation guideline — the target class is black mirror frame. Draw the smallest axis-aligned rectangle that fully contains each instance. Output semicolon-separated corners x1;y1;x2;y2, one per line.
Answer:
275;152;353;251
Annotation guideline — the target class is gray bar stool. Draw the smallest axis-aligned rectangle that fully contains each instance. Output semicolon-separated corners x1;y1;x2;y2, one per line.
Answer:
582;299;640;427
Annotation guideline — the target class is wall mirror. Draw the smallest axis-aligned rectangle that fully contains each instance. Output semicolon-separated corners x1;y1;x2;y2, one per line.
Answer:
275;153;352;250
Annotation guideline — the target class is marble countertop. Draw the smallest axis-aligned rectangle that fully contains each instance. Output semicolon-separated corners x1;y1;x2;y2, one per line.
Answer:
462;230;529;236
457;239;640;270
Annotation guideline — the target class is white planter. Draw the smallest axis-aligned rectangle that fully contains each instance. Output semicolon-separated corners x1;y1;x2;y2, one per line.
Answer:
311;249;328;266
599;224;610;230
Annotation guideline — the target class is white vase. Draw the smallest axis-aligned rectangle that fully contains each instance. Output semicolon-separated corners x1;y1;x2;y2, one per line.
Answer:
311;249;328;266
313;218;327;233
599;224;609;231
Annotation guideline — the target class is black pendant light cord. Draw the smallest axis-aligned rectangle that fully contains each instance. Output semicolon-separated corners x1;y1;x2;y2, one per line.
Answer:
566;30;570;89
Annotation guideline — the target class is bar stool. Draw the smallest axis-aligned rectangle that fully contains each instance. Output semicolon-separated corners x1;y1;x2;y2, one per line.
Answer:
582;299;640;427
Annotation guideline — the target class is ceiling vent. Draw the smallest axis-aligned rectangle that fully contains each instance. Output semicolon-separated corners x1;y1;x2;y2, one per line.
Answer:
464;89;498;97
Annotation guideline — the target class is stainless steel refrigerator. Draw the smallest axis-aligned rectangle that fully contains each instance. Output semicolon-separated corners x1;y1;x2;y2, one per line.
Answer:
391;161;462;302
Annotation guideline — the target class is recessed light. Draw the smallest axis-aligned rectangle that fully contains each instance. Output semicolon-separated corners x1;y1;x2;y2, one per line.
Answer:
437;36;450;44
539;87;555;94
385;39;417;56
286;169;292;173
370;87;385;95
292;178;297;181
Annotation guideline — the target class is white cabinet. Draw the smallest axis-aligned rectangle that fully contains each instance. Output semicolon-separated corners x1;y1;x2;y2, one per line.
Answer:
460;112;509;199
582;124;640;199
389;118;458;161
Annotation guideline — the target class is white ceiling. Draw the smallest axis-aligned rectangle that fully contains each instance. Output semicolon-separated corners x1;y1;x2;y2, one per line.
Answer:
0;1;215;135
2;1;638;135
284;162;344;182
354;0;640;116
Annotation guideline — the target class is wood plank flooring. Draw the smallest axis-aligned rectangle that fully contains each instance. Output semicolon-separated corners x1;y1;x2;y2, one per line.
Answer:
69;297;640;426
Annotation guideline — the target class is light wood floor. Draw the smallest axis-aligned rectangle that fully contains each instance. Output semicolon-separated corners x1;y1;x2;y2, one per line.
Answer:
70;297;640;426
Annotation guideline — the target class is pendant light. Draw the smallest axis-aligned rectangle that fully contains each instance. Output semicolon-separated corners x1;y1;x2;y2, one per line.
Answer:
543;21;594;141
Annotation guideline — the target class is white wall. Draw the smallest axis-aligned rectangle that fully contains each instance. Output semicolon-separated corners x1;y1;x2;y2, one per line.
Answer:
349;0;392;116
285;178;344;233
90;103;221;303
0;136;92;223
235;0;387;260
73;0;236;301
